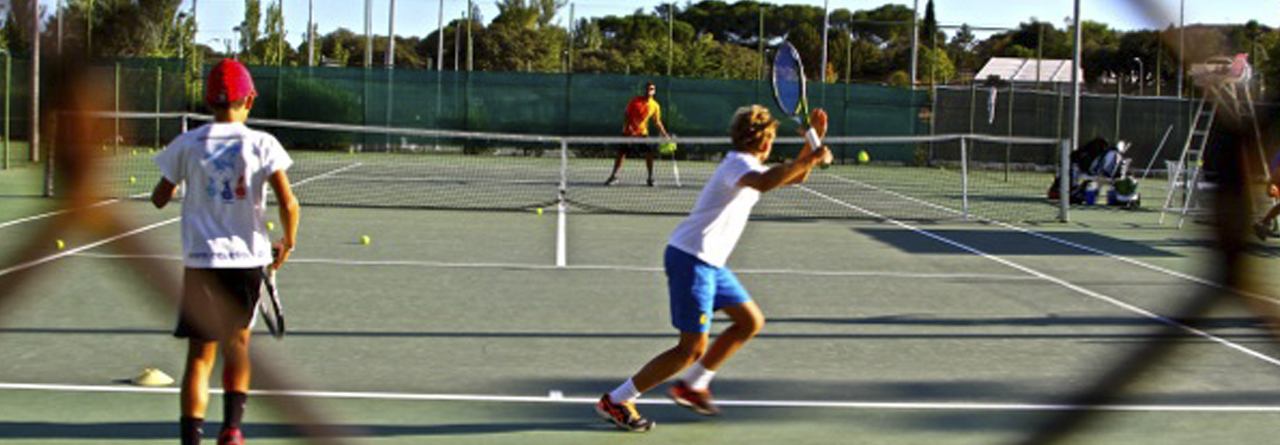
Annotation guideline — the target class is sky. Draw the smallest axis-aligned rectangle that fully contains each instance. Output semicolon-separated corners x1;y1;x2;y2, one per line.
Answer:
29;0;1280;48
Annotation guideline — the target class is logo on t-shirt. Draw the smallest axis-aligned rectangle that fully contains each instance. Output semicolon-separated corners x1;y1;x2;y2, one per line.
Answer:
203;141;247;203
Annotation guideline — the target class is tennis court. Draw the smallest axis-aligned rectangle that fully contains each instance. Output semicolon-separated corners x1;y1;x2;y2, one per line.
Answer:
4;148;1280;444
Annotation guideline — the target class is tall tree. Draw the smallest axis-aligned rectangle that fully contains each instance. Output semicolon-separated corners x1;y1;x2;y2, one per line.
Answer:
921;0;937;49
258;0;287;65
238;0;261;62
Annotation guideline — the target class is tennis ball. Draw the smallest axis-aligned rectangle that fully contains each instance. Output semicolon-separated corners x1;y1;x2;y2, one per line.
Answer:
266;221;275;231
360;235;371;245
129;176;137;184
857;150;870;164
55;239;65;250
536;207;544;216
131;149;138;156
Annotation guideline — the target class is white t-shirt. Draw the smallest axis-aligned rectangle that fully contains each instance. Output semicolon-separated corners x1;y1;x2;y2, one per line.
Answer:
154;122;293;269
668;151;768;267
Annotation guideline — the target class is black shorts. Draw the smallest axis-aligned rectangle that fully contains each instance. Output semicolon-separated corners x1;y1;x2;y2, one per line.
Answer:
621;141;653;157
174;268;264;341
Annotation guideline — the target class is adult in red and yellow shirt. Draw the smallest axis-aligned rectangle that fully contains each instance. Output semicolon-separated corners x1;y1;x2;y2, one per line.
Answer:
606;82;669;187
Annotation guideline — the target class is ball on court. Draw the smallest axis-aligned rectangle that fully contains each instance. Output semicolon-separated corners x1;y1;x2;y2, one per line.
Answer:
536;207;544;216
129;176;137;184
266;221;275;231
55;239;65;250
857;150;870;164
360;235;371;245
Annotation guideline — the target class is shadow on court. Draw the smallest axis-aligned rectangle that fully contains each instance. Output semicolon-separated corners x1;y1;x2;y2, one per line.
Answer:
765;315;1269;330
857;228;1180;257
3;324;1270;341
0;421;594;439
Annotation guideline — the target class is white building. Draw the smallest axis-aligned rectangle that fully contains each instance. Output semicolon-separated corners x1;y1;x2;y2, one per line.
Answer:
973;57;1082;86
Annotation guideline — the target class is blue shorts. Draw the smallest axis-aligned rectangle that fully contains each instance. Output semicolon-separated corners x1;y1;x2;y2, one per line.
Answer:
664;245;752;333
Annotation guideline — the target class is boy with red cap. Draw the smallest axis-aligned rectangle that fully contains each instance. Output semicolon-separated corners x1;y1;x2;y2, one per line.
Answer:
151;59;300;445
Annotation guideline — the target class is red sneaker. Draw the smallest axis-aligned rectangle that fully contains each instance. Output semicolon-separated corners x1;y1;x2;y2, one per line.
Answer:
594;394;655;432
668;380;720;416
217;427;245;445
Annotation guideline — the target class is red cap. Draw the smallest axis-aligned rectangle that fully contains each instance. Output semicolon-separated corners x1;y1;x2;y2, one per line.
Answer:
205;59;257;106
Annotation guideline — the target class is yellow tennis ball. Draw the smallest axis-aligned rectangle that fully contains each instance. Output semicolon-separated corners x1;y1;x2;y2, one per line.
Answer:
536;207;544;216
131;149;138;156
129;176;137;184
266;221;275;231
857;150;870;164
360;235;371;245
55;239;65;250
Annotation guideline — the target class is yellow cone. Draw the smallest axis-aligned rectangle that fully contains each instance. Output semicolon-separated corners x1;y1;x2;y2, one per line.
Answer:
131;368;175;387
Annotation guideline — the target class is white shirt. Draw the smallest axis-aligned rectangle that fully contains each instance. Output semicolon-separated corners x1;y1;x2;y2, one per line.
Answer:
668;151;768;267
154;122;293;268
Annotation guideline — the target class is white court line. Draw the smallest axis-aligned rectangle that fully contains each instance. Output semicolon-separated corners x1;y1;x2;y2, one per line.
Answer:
822;173;1274;302
798;184;1280;368
0;159;362;231
0;163;363;279
0;218;179;278
1;382;1276;413
69;252;1041;282
0;192;151;230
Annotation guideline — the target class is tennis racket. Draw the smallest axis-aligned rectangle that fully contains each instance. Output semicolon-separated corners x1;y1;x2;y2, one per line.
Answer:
259;248;285;339
660;140;683;188
771;42;823;152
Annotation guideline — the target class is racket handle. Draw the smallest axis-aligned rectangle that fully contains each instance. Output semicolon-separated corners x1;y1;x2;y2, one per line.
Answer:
803;127;822;151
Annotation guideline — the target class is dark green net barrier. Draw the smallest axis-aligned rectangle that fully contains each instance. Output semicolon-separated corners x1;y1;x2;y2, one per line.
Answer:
240;66;928;162
932;85;1280;176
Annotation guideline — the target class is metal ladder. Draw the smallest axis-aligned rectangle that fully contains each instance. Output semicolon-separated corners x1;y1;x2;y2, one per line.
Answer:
1160;99;1216;227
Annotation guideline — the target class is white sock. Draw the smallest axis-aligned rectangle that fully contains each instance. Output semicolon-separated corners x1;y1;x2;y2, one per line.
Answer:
682;362;716;391
608;379;641;404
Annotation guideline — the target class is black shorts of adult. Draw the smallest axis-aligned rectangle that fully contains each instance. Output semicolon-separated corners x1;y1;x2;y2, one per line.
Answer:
621;139;654;157
174;267;264;341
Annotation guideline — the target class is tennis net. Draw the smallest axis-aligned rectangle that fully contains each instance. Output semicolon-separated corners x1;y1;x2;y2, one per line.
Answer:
57;111;1068;223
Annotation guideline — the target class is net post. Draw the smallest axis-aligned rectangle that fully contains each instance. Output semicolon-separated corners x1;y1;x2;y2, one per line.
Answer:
2;50;8;170
960;136;969;220
114;63;120;154
1058;138;1070;222
43;113;54;198
556;137;568;268
155;66;162;150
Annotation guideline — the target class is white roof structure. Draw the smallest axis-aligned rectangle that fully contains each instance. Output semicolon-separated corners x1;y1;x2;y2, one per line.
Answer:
974;57;1082;85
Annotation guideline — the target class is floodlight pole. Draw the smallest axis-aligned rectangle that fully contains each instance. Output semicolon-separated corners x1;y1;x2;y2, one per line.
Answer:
1134;57;1143;96
387;0;396;67
820;0;829;84
667;2;673;76
1177;0;1184;99
437;0;445;71
277;0;285;65
30;0;39;165
910;0;918;88
1064;0;1082;222
467;0;474;71
307;0;314;67
364;0;373;67
87;0;93;57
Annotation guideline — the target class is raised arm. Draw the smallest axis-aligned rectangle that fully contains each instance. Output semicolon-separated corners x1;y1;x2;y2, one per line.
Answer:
737;147;831;193
787;109;830;184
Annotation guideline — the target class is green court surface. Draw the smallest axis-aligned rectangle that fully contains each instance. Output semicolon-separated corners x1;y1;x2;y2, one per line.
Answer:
4;161;1280;444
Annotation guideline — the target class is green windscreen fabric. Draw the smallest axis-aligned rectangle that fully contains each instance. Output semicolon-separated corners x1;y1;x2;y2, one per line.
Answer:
930;85;1245;175
242;65;927;143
